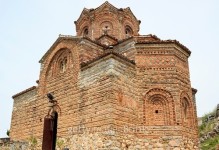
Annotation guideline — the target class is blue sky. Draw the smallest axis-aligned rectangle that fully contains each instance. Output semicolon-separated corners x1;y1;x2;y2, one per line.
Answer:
0;0;219;138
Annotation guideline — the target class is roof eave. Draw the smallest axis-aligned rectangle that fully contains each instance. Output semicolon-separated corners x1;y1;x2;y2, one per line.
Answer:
12;86;37;99
135;40;191;55
39;35;81;63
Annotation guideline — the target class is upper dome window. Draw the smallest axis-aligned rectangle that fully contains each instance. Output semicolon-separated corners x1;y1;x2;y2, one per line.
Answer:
83;27;89;37
125;25;133;37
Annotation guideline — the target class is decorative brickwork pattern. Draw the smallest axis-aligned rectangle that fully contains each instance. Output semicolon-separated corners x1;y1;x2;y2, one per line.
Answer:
10;1;199;149
144;88;175;126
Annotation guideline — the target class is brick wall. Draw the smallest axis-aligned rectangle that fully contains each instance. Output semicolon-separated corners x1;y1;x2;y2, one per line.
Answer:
10;2;198;149
10;87;37;140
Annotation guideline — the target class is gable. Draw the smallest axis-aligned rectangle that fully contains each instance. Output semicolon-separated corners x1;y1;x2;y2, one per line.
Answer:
39;36;80;63
96;34;118;46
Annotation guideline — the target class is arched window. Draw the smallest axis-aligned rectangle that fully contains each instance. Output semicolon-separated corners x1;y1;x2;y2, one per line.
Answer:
145;95;169;126
180;92;195;127
182;98;189;122
144;88;175;126
125;25;133;37
83;27;89;36
53;49;71;75
59;57;67;73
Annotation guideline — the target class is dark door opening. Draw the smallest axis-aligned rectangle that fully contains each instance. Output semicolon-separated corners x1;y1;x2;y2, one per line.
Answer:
42;112;58;150
52;112;58;150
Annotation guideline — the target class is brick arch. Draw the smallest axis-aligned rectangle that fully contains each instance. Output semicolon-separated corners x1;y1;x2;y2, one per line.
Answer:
124;25;133;37
46;48;72;77
180;91;194;127
144;88;175;125
78;20;90;37
76;17;89;33
80;26;89;37
39;42;80;95
95;16;119;36
99;21;114;36
100;21;114;29
123;18;139;34
123;21;134;31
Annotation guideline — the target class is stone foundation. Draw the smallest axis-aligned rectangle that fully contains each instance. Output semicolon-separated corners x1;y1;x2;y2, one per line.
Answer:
6;132;199;150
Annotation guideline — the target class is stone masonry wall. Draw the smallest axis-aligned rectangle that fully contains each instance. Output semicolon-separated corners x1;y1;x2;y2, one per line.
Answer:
10;87;38;141
7;132;199;150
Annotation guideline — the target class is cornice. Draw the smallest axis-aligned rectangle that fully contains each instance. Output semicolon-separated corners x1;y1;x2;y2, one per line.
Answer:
135;40;191;55
80;51;135;69
39;35;80;63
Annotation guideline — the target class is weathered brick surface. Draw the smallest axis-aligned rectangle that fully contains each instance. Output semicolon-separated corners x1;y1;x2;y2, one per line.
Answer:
10;1;199;149
10;87;38;140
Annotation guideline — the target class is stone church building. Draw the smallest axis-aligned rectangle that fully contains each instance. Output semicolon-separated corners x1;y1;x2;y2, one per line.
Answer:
10;1;199;149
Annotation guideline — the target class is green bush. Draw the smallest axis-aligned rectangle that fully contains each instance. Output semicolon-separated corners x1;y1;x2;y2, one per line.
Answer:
199;106;219;150
199;107;217;136
201;135;219;150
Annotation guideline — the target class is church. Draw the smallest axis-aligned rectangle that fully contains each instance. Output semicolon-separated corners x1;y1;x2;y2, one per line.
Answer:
10;1;199;149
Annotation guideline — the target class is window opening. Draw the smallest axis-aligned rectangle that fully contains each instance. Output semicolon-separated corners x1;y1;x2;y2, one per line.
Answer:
83;28;88;36
125;26;133;37
59;58;67;73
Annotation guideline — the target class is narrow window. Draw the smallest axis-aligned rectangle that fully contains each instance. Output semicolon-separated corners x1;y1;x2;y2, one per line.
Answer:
182;98;189;122
125;25;133;37
83;28;89;36
59;58;67;73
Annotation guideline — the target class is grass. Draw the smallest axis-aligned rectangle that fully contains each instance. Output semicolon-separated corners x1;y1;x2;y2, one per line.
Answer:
201;134;219;150
199;108;216;136
199;107;219;150
199;119;217;137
